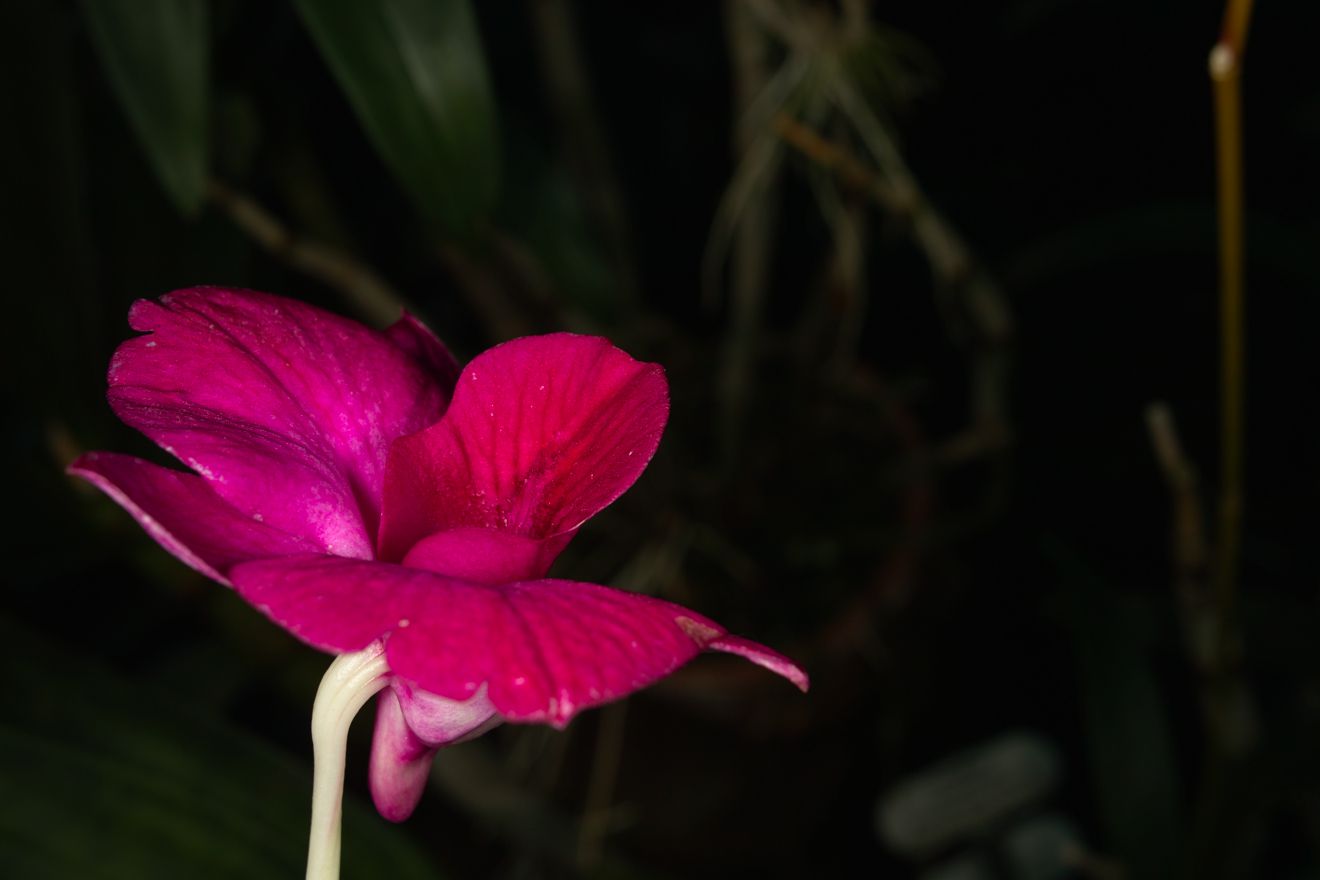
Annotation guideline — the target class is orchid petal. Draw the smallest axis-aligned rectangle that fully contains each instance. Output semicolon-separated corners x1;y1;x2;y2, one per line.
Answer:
107;288;449;558
378;333;668;561
707;634;811;692
68;452;316;583
229;555;808;727
383;310;461;393
400;526;572;583
231;554;403;653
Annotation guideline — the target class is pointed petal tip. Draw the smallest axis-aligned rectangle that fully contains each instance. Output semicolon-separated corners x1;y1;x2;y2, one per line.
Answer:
706;634;810;693
65;451;96;476
67;451;229;584
70;452;321;587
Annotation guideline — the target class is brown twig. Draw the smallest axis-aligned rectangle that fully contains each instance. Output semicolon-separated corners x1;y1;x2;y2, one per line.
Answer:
1147;400;1258;879
1208;0;1253;673
1146;404;1213;655
1145;402;1255;757
434;240;539;341
772;113;904;210
717;0;783;458
821;0;875;372
773;112;1012;430
206;179;408;325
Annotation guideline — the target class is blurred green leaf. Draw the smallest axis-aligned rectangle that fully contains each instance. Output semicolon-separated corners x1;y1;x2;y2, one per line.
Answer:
0;620;441;880
1047;543;1184;878
506;151;617;320
81;0;209;215
293;0;500;235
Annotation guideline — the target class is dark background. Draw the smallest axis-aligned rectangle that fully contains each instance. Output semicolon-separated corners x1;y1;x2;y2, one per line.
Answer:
3;1;1319;878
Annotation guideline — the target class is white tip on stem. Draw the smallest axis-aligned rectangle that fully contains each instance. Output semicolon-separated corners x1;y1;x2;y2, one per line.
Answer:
1209;43;1235;79
306;643;390;880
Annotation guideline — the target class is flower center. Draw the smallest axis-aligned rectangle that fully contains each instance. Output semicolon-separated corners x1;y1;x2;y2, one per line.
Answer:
398;526;571;584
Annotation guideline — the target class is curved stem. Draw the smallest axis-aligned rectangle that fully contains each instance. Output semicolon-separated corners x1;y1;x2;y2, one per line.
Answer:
306;643;390;880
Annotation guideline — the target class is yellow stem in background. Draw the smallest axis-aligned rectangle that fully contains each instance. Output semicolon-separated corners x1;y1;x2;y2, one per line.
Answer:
1208;0;1253;667
306;643;390;880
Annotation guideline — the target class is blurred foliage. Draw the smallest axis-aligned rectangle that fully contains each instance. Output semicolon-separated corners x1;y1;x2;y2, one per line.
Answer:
292;0;500;234
3;0;1320;878
80;0;209;215
0;619;441;880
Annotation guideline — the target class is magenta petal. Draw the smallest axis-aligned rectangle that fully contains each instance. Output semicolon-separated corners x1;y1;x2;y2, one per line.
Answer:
378;333;668;561
707;635;811;692
387;578;703;725
107;288;449;557
400;527;572;583
68;452;316;583
369;690;437;823
230;554;404;653
384;311;461;394
386;577;808;725
229;555;807;727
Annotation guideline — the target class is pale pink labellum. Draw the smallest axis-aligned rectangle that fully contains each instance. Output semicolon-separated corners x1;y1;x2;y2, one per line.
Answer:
368;683;500;821
368;690;437;823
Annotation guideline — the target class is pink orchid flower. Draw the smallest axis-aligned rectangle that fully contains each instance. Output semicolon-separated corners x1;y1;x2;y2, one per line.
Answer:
70;288;808;829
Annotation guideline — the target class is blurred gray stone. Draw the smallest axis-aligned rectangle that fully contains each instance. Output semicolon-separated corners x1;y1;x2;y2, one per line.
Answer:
919;854;994;880
1003;813;1082;880
876;730;1061;858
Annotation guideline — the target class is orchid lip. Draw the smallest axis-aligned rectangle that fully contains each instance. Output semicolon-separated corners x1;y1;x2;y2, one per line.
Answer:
368;679;503;822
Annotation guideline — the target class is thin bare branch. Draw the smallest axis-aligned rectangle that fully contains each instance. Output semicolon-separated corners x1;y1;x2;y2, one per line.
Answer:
773;112;1012;427
714;0;786;456
1208;0;1253;668
207;179;407;325
1145;402;1256;759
